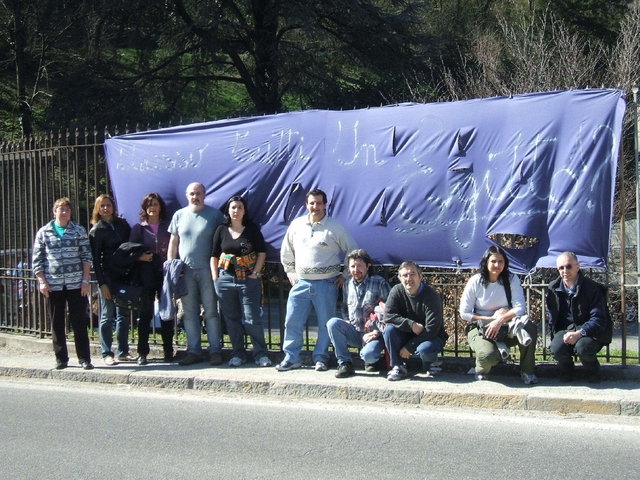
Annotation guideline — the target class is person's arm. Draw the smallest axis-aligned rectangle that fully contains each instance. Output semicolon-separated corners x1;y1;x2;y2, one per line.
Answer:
32;228;50;297
404;288;444;353
211;257;219;281
81;262;91;297
250;252;266;279
280;227;297;285
167;234;179;261
383;286;414;332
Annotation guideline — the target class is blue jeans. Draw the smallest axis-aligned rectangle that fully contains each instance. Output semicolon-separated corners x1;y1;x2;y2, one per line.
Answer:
99;294;130;358
215;271;268;360
282;277;338;364
383;324;444;371
327;317;384;364
181;266;221;355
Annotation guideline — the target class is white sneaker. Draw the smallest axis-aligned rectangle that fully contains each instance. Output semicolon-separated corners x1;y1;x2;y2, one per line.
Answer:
475;373;488;381
255;356;272;367
521;372;538;385
228;356;247;367
387;365;408;381
314;361;328;371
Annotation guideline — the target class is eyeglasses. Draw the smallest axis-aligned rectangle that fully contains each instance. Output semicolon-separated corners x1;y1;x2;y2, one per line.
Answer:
558;264;574;271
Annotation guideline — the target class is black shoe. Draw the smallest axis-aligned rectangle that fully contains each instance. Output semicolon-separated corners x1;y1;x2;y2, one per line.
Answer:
163;352;174;362
364;362;379;372
55;359;68;370
137;355;148;366
209;352;223;366
179;352;203;366
587;371;601;384
81;361;94;370
335;362;355;378
559;369;574;383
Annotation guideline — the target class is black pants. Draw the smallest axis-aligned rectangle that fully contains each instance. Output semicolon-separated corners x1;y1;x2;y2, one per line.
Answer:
48;287;91;363
550;329;605;372
137;289;174;357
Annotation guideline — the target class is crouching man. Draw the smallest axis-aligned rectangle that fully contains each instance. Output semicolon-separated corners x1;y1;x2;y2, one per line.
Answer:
546;252;612;383
327;249;391;378
383;261;448;381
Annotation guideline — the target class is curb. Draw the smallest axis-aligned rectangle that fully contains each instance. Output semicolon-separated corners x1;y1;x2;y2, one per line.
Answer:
1;363;639;417
1;332;639;416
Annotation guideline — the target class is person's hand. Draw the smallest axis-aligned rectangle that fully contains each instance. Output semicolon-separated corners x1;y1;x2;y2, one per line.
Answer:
482;318;504;340
100;284;112;300
287;273;298;286
334;275;346;289
80;282;90;297
139;252;153;262
38;280;51;298
400;347;411;359
411;323;424;335
362;331;380;345
563;331;582;345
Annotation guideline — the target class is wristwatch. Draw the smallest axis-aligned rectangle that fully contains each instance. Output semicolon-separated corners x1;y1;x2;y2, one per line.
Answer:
579;328;587;337
253;271;261;278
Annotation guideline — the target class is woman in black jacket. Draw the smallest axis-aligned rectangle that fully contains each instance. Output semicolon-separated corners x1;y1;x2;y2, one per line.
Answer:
89;194;136;365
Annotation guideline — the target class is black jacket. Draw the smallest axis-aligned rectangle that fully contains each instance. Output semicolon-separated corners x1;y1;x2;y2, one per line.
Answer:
546;272;612;344
89;217;131;286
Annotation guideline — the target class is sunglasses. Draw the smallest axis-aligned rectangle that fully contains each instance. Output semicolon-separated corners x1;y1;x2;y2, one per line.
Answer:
558;264;574;271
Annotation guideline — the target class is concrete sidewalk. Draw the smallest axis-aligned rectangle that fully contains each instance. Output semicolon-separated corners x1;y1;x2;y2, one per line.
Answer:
1;332;639;416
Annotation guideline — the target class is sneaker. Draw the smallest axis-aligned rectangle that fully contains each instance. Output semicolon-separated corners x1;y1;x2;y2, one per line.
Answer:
54;360;68;370
116;353;137;362
179;352;203;366
335;362;355;378
275;360;302;371
228;356;247;367
209;352;223;366
387;365;408;381
314;361;329;372
475;373;488;381
521;372;538;385
137;356;148;366
255;356;272;367
103;356;117;366
81;361;94;370
430;359;443;374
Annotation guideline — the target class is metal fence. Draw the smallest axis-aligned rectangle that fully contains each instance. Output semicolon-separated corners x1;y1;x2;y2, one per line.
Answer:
1;126;638;364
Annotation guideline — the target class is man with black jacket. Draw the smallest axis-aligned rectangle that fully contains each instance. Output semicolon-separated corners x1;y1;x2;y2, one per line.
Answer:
546;252;612;383
383;261;448;381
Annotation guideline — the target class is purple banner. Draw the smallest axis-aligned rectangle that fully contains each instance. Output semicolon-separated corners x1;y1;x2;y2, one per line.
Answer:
104;89;625;273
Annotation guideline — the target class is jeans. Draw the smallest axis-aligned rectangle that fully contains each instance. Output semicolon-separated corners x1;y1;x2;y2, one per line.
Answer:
181;266;221;355
282;277;338;364
383;324;444;371
215;271;268;360
327;317;384;365
99;294;130;358
467;320;538;375
48;287;91;363
550;329;605;372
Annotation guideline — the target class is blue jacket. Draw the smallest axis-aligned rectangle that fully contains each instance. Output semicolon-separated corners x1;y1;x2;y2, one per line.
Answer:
159;259;188;321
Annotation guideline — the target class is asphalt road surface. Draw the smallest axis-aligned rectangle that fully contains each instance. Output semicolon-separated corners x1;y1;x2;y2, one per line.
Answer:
1;378;639;479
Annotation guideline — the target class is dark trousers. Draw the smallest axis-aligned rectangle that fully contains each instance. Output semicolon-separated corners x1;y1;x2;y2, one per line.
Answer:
550;329;605;372
48;287;91;363
137;289;173;357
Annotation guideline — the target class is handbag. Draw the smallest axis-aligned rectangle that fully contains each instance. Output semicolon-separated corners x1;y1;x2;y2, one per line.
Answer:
110;281;144;311
477;321;509;342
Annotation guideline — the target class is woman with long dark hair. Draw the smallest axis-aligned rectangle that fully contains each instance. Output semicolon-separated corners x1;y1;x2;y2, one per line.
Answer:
211;196;271;367
459;245;538;384
129;192;173;364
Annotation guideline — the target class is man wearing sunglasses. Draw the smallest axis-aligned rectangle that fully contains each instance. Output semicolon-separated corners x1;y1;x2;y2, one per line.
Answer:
546;252;612;383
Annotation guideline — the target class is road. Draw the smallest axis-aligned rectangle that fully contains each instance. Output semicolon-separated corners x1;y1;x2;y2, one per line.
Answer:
1;378;639;479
